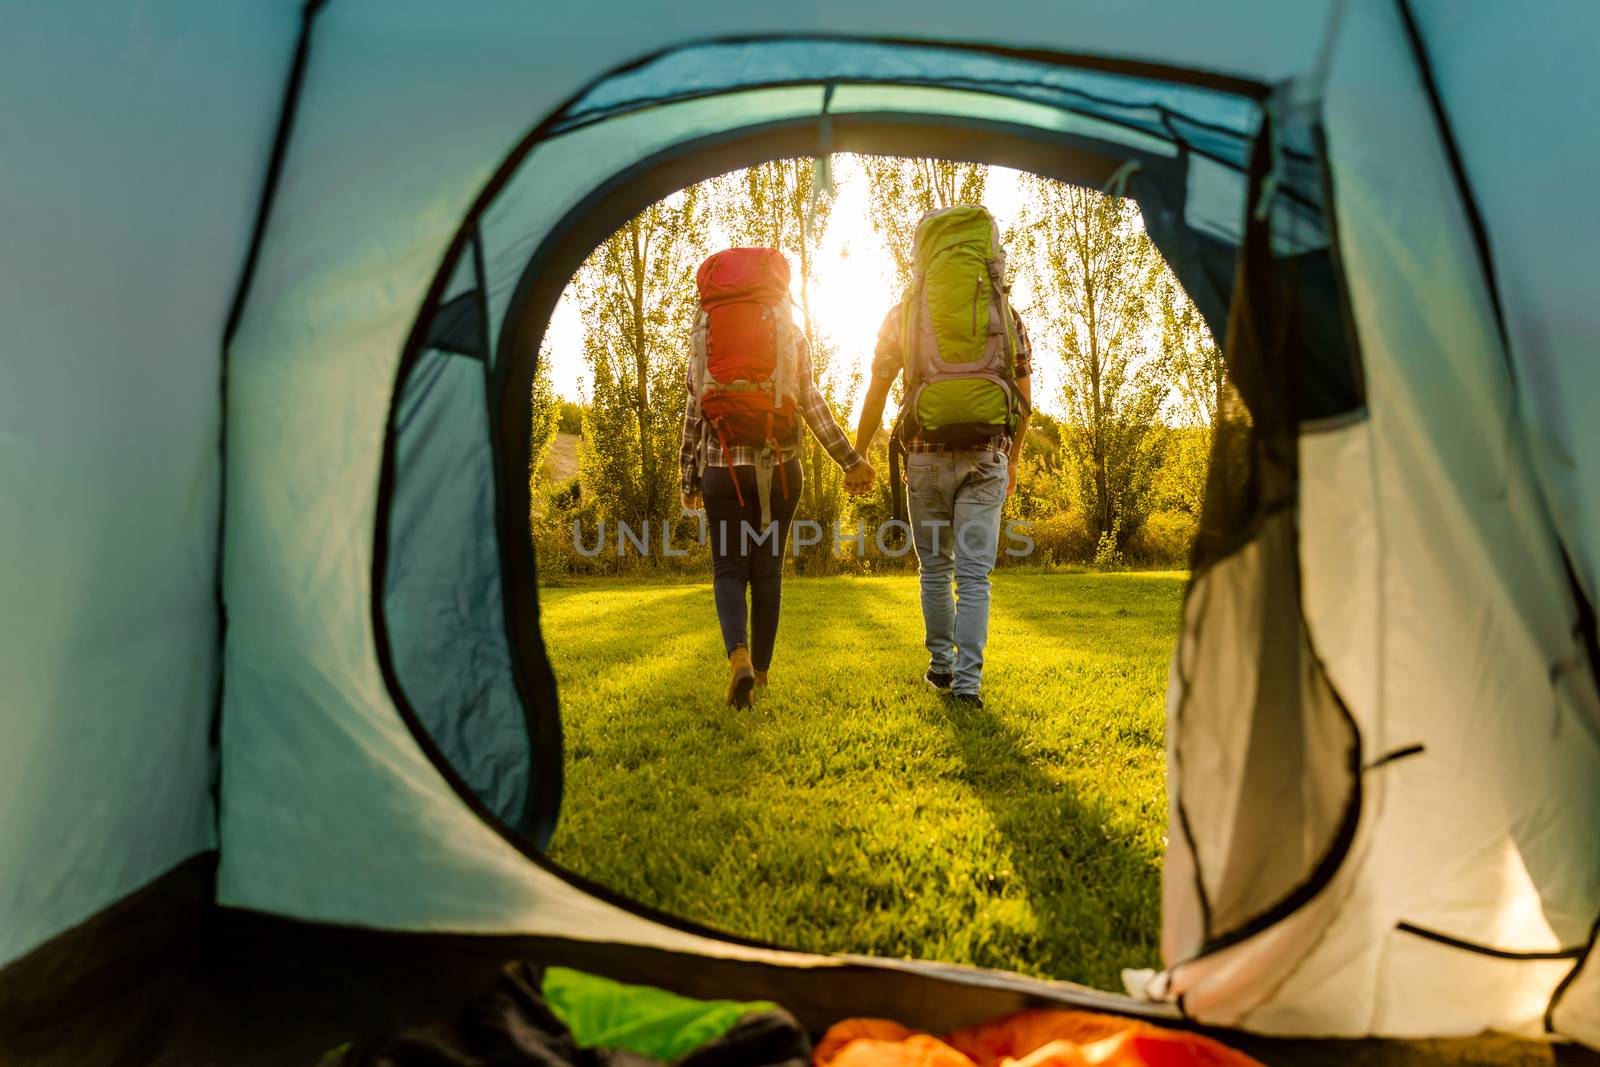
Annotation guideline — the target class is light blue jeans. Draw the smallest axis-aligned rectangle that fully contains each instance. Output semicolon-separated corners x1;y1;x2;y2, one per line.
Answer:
906;448;1008;697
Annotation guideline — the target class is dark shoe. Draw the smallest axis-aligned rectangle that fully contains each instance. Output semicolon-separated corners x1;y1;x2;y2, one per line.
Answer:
924;668;954;691
727;646;755;707
950;691;983;709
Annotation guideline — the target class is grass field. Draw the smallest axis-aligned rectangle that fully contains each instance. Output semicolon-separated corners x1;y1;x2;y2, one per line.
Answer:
541;571;1184;992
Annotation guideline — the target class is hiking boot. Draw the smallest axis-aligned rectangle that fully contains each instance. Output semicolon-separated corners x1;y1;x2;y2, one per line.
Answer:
924;667;953;691
726;646;755;707
753;668;769;688
950;691;983;709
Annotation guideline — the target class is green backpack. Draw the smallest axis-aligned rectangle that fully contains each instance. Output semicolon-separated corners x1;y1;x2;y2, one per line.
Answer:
898;204;1023;444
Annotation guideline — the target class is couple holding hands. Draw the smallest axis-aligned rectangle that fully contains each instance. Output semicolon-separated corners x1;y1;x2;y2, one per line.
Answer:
680;205;1031;710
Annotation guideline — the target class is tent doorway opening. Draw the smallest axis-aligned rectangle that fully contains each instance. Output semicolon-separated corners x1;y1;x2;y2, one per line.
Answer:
525;154;1202;990
377;37;1367;1004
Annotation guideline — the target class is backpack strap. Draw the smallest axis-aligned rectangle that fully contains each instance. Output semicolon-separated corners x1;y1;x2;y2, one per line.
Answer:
689;310;711;395
711;419;746;510
689;311;712;481
770;305;797;412
899;282;922;375
766;412;790;503
695;420;710;482
887;411;909;527
754;453;775;529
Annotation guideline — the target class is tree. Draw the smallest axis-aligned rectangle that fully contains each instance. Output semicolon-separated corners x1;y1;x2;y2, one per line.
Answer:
556;399;584;437
1011;176;1165;552
859;158;989;292
530;333;560;477
574;187;709;530
711;160;832;346
528;334;561;522
712;159;856;571
1154;266;1225;516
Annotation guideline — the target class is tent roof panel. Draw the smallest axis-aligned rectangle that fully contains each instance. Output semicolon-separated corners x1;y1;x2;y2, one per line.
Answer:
1409;0;1600;618
558;38;1261;150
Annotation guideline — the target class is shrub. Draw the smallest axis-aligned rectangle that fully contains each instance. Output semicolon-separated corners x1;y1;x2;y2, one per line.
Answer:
547;475;581;513
1015;511;1097;567
1004;452;1073;524
556;400;584;436
1093;525;1125;569
532;496;709;581
1124;509;1196;569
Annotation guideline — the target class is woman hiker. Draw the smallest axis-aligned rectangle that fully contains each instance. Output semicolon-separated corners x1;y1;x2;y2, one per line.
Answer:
679;247;875;707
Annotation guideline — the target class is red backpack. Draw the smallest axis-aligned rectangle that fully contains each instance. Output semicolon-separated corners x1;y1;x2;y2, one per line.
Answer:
691;248;801;458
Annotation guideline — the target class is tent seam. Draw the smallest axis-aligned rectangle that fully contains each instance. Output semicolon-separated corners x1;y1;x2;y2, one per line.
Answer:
210;0;333;853
1394;922;1584;961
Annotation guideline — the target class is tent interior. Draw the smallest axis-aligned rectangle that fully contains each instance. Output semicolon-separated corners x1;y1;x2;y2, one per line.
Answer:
4;3;1600;1065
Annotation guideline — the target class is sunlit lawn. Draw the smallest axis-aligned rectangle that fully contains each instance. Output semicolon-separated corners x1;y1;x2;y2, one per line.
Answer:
542;571;1182;992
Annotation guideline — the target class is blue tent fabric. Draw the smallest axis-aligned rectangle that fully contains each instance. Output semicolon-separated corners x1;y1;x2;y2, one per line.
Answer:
0;0;299;972
556;39;1262;168
5;1;1600;1056
386;344;533;831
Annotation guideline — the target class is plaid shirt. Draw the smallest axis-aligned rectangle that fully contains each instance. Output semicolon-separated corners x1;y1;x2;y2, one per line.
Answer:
871;302;1033;454
681;334;863;494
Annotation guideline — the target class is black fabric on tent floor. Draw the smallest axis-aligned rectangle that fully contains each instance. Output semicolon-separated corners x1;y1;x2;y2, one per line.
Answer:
4;857;1600;1067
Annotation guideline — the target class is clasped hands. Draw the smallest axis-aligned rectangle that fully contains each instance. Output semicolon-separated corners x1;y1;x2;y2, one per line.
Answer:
843;460;876;496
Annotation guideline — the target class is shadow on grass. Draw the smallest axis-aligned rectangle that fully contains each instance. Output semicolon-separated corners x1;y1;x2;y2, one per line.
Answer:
810;584;1162;977
918;690;1162;980
862;572;1166;975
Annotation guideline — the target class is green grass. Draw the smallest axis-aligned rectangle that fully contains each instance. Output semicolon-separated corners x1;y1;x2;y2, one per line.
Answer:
542;571;1184;992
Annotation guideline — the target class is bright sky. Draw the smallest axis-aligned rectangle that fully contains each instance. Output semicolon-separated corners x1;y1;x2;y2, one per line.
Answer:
541;157;1060;423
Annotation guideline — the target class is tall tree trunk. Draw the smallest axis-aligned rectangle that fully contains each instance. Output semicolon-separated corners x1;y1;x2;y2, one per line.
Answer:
793;161;817;347
1077;199;1110;537
629;219;652;520
1212;355;1225;432
790;161;827;524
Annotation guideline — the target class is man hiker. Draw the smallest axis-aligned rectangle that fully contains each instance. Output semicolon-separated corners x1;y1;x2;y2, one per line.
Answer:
853;205;1031;708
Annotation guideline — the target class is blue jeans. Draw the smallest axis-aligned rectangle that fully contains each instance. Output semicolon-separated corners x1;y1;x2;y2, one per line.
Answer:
906;448;1008;697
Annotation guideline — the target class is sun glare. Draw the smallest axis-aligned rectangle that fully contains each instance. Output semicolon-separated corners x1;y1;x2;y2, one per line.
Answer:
804;237;898;420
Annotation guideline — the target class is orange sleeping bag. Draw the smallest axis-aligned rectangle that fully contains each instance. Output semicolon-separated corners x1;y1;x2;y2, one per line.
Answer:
815;1010;1265;1067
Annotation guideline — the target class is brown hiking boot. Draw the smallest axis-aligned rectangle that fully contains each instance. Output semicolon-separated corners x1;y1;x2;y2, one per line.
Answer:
726;646;755;707
753;668;769;688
